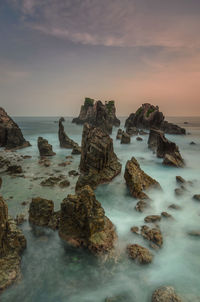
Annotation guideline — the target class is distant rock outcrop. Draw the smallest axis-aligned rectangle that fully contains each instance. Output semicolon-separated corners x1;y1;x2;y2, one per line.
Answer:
0;196;26;292
72;98;120;134
59;185;117;255
124;157;160;199
76;123;122;190
125;103;185;135
148;128;184;167
37;137;56;157
0;107;30;149
59;118;80;149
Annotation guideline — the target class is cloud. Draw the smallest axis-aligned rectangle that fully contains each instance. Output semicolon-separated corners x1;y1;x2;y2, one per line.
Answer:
8;0;200;48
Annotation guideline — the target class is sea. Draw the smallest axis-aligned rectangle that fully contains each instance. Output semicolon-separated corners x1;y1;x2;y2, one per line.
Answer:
1;116;200;302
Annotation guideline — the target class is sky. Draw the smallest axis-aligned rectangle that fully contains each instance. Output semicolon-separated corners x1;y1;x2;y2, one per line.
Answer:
0;0;200;116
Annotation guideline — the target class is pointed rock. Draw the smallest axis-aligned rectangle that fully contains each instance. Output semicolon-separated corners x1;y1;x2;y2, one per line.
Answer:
37;137;56;156
59;118;79;149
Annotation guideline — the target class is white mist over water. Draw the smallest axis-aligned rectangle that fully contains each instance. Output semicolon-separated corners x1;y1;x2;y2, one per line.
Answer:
1;116;200;302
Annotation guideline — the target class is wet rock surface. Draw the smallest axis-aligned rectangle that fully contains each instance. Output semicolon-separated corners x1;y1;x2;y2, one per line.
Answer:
151;286;182;302
127;244;153;264
37;137;56;157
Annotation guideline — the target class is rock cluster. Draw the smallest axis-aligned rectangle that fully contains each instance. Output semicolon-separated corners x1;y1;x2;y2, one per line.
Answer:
0;107;30;149
125;103;185;135
124;157;160;199
148;128;184;167
127;244;153;264
59;185;117;255
37;137;56;157
59;118;80;150
72;98;120;134
76;123;121;190
0;196;26;292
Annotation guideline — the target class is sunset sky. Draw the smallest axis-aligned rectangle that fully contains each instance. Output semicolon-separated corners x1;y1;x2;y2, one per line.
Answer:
1;0;200;116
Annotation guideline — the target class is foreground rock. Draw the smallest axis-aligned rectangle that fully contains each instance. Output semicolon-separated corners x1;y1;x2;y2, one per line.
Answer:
29;197;60;230
0;107;30;150
59;185;117;255
76;124;121;190
72;98;120;134
37;137;56;156
127;244;153;264
125;103;185;135
124;157;160;199
59;118;80;149
0;196;26;292
152;286;182;302
148;128;184;167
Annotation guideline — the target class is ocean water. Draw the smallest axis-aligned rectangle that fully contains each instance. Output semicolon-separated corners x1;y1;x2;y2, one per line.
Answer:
1;116;200;302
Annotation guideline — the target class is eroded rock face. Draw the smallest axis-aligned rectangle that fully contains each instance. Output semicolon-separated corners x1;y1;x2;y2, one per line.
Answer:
148;128;184;167
125;103;185;135
151;286;182;302
59;119;80;149
124;157;160;199
0;196;26;292
37;137;56;157
72;98;120;134
76;123;121;190
59;185;117;255
0;107;30;150
127;244;153;264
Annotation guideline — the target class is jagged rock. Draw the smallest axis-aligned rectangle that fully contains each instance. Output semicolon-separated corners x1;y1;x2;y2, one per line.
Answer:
144;215;161;223
121;132;131;144
59;118;79;149
37;137;55;157
190;141;196;145
72;98;120;134
125;103;185;135
6;165;23;174
29;197;60;230
141;225;163;248
116;128;123;140
148;128;184;167
124;157;160;199
176;176;186;184
59;185;117;255
71;145;81;155
0;197;26;292
127;244;153;264
168;204;181;210
76;124;121;190
135;200;149;212
0;107;30;150
136;136;143;141
193;194;200;201
152;286;182;302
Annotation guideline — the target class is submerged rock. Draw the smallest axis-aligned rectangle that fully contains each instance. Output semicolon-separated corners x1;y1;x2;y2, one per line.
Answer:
37;137;56;157
124;157;160;199
0;196;26;292
187;230;200;237
151;286;182;302
0;107;30;150
176;176;186;184
59;118;79;149
59;185;117;255
168;204;181;210
135;200;149;212
40;175;69;187
76;123;121;190
127;244;153;264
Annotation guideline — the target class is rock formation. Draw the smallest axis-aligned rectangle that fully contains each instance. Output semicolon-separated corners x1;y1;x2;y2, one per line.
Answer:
0;107;30;149
124;157;160;199
59;118;80;149
0;196;26;292
116;128;123;140
76;123;122;190
37;137;56;157
148;128;184;167
121;132;131;144
125;103;185;135
127;244;153;264
72;98;120;134
59;185;117;255
151;286;182;302
141;225;163;248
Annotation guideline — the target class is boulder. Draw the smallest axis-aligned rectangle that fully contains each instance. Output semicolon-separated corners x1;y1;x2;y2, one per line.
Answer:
59;118;80;149
141;225;163;248
116;128;123;140
136;136;143;141
59;185;117;255
0;196;26;292
151;286;182;302
121;132;131;144
176;176;186;184
124;157;160;199
144;215;161;223
37;137;55;157
135;200;149;212
76;123;121;190
0;107;30;150
127;244;153;264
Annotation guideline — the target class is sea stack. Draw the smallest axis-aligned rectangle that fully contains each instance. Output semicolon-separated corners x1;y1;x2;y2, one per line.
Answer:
76;123;122;190
58;118;80;149
0;107;30;149
37;137;56;156
72;98;120;134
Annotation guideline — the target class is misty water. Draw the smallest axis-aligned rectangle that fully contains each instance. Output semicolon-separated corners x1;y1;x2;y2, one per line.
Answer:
1;116;200;302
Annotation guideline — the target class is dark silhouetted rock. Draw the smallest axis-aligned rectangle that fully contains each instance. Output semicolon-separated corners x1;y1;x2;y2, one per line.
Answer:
193;194;200;202
0;107;30;150
136;136;143;141
116;128;123;140
76;123;121;190
160;121;186;135
187;230;200;237
124;157;160;199
59;118;80;149
127;244;153;264
121;132;130;144
59;185;117;255
37;137;56;157
161;212;173;219
176;176;186;184
152;286;182;302
190;141;196;145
